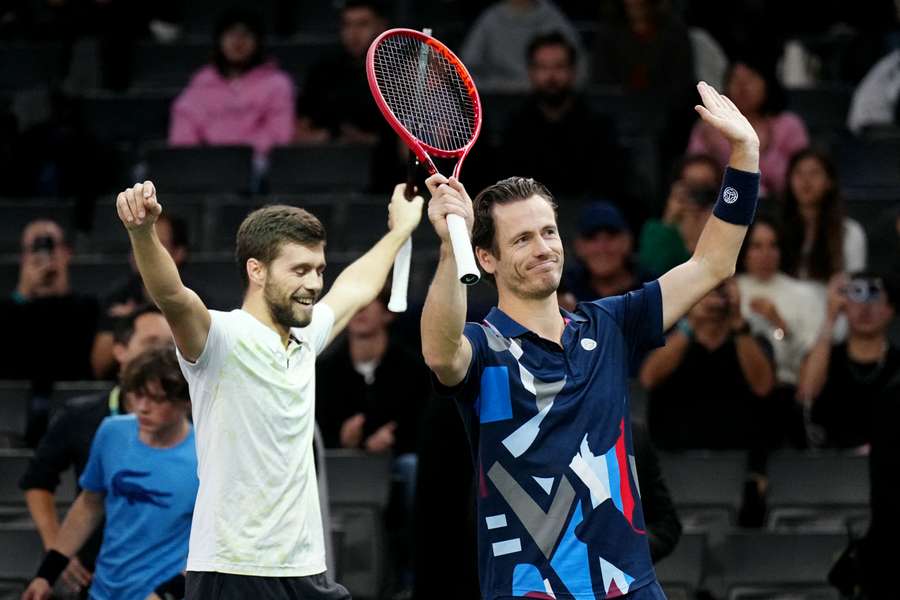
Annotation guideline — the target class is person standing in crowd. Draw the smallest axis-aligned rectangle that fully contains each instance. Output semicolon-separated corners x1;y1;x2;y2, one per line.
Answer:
688;58;809;197
420;82;759;599
798;272;899;449
113;178;421;598
168;8;295;167
22;346;198;600
20;306;172;598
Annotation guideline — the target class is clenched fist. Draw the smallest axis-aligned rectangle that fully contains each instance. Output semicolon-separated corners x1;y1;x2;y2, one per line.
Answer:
116;181;162;233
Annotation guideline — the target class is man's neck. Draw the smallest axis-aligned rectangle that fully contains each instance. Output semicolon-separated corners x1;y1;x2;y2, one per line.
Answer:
538;96;575;122
497;290;565;344
349;330;389;364
140;418;190;449
590;269;634;298
847;334;887;363
242;296;291;347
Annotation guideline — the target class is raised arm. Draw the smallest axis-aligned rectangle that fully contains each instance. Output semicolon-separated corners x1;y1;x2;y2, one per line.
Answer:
116;182;210;362
320;184;423;342
658;82;761;331
420;176;474;387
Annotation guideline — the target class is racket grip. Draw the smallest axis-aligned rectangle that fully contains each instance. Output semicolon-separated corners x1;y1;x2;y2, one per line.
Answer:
388;237;412;312
446;214;480;285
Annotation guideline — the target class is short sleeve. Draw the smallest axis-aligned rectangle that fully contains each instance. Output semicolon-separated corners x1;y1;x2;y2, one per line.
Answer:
78;419;113;493
300;302;335;356
176;310;234;373
592;281;665;371
430;323;488;404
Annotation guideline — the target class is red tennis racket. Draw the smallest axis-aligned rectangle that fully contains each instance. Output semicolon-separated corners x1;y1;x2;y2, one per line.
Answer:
367;28;483;311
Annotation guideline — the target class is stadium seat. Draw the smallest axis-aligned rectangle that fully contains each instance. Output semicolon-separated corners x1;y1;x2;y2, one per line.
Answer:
179;257;244;310
206;196;336;253
834;134;900;191
144;146;254;194
585;89;666;136
786;86;853;146
766;452;869;532
325;450;391;600
270;39;341;85
89;196;205;254
341;199;392;251
654;533;706;598
80;93;173;145
131;42;210;89
0;524;42;583
69;259;132;298
707;532;845;600
0;44;64;91
0;383;30;447
0;200;76;254
659;452;747;534
267;144;374;193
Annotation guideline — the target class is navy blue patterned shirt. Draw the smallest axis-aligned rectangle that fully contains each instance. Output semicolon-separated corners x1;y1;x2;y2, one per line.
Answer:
438;281;665;599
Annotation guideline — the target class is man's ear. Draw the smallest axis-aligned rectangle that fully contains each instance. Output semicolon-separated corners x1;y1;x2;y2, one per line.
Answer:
246;258;266;289
475;246;496;277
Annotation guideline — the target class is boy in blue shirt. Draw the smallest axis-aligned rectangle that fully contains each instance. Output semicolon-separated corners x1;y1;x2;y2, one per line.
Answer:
24;345;198;600
421;82;761;599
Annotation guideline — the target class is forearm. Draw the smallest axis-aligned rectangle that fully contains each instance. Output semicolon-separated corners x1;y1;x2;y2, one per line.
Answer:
796;321;835;404
638;331;690;390
25;490;60;550
734;335;775;397
128;227;189;311
421;244;468;377
52;492;104;557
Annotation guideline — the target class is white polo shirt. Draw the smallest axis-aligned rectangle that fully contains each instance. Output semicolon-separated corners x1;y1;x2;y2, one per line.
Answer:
177;303;334;577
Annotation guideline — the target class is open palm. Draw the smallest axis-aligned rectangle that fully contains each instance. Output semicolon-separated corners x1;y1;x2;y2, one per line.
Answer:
695;81;760;149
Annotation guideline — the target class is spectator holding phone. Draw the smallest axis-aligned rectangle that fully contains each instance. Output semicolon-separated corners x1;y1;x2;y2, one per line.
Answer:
798;272;899;449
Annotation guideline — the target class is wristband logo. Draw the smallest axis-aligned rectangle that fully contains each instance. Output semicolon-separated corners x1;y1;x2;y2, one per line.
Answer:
723;186;739;204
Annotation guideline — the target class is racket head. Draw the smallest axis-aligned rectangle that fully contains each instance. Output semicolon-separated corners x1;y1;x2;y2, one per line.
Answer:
366;28;482;172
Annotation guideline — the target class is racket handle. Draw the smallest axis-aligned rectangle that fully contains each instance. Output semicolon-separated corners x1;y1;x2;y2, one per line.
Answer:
388;238;412;312
446;214;480;285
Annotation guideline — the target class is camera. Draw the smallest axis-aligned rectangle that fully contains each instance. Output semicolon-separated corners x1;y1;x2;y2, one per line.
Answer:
842;278;883;304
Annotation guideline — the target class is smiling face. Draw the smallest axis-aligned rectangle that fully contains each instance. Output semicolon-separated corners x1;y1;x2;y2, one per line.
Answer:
477;195;564;300
261;242;326;329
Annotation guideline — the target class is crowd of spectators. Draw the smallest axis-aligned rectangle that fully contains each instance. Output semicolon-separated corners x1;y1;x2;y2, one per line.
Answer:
2;0;900;599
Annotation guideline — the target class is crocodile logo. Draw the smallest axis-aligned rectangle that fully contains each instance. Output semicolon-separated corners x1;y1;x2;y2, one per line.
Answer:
111;470;172;508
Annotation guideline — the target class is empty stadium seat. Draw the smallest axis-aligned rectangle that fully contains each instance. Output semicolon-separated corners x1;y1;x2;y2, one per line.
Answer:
654;533;706;598
89;196;205;254
179;257;243;310
341;200;391;251
708;532;845;600
131;42;210;89
80;93;173;145
270;39;341;84
835;134;900;190
325;450;391;599
0;524;42;583
267;144;374;193
786;86;853;145
207;196;337;252
766;452;869;532
0;201;76;254
0;383;30;446
659;452;747;534
0;44;64;91
68;260;132;297
145;146;253;194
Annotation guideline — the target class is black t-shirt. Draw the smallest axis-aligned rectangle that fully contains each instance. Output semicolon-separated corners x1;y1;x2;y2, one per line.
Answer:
315;340;429;455
648;335;773;451
809;343;900;449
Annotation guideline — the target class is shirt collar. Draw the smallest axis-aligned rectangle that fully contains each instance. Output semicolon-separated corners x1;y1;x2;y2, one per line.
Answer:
484;305;587;339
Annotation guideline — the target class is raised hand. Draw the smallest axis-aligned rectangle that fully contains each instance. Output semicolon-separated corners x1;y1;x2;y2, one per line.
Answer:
694;81;759;149
116;181;162;232
424;175;474;244
388;183;425;238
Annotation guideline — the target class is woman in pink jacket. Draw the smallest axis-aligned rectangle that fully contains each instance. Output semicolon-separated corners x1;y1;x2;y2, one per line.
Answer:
168;9;295;165
687;57;808;197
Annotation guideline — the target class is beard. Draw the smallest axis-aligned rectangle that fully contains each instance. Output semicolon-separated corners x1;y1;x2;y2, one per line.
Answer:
263;279;313;329
536;86;572;110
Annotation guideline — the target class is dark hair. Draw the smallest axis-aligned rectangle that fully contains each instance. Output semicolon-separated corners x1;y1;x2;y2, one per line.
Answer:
112;305;164;346
157;214;190;249
120;345;189;404
671;153;723;189
212;7;266;77
342;0;388;19
780;148;845;281
527;31;577;67
726;55;787;116
235;205;326;289
472;177;558;283
737;214;782;274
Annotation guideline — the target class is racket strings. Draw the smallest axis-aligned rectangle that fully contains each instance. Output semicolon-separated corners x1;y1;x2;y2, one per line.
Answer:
373;35;477;152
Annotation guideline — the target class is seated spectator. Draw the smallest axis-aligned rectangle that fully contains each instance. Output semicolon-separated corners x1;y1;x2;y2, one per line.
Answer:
168;8;295;166
687;57;809;197
91;214;192;378
295;0;389;144
641;279;776;451
20;306;172;597
563;202;650;301
780;149;868;289
847;49;900;135
638;154;721;277
460;0;586;92
22;345;197;600
0;220;99;443
315;293;428;596
499;32;624;199
798;273;899;449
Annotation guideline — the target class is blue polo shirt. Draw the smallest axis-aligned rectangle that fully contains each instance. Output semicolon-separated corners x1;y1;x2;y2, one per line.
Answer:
440;281;665;600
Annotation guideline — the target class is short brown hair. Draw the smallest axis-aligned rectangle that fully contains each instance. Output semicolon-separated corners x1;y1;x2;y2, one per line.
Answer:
472;177;557;282
235;205;326;288
120;345;189;404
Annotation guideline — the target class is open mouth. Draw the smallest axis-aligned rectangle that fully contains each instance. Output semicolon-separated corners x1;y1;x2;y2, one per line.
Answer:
293;296;314;307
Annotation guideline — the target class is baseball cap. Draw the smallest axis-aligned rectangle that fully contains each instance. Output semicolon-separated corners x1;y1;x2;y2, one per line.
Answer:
579;201;627;237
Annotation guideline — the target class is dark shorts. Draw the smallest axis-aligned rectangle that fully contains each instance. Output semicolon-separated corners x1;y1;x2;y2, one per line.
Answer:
185;571;351;600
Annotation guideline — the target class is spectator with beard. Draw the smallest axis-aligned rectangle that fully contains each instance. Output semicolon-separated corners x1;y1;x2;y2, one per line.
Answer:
499;32;624;199
168;8;295;168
